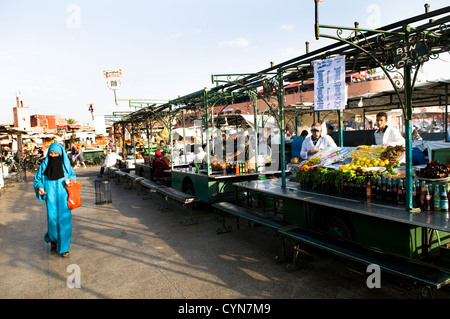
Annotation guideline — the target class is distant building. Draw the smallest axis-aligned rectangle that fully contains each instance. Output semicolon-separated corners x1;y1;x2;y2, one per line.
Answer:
30;114;66;133
13;94;31;131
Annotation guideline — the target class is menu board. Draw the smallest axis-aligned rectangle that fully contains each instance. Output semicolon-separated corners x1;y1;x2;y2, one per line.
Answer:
314;55;347;111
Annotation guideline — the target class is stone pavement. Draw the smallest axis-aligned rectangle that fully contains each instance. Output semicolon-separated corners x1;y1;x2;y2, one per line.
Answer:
1;166;450;300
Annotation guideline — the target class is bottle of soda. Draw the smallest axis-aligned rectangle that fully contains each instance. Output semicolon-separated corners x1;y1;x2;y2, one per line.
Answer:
414;181;420;208
376;176;382;201
433;184;441;211
420;181;426;208
397;180;405;204
391;179;398;204
424;185;432;211
412;181;418;208
371;176;377;199
441;185;449;212
366;178;372;199
381;178;388;202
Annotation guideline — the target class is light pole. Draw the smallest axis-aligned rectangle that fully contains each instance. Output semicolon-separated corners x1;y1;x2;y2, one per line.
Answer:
88;104;94;121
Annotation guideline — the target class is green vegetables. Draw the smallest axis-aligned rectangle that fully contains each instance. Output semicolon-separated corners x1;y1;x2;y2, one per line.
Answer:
296;166;388;193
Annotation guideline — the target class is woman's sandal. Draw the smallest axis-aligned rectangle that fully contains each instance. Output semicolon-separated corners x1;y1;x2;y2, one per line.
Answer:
50;243;57;255
61;252;70;258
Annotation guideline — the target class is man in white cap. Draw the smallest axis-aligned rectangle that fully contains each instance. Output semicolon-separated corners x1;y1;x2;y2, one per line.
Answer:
300;123;337;159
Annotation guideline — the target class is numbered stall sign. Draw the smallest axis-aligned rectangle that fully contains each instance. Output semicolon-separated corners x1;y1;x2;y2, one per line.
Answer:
394;41;429;69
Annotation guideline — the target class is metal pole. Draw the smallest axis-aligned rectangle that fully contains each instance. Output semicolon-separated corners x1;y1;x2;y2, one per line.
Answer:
338;110;344;147
252;92;259;172
169;104;173;170
204;91;210;175
404;26;413;211
182;109;187;164
278;72;286;188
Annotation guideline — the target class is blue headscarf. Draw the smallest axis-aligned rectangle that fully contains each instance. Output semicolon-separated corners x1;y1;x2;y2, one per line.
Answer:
39;143;73;178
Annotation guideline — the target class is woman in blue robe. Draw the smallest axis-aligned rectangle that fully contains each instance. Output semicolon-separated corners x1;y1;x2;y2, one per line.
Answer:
34;143;77;257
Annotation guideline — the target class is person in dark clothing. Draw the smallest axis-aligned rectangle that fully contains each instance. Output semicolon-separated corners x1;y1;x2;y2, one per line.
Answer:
151;150;171;179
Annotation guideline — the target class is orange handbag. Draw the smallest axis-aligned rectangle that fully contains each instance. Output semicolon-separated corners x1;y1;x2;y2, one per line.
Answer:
66;180;82;210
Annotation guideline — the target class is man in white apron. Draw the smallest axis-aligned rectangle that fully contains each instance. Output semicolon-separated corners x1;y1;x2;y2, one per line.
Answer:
300;123;337;159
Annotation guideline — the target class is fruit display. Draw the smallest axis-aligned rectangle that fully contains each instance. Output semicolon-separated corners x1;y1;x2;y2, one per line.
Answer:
379;145;405;166
301;157;321;167
340;145;387;169
416;160;450;179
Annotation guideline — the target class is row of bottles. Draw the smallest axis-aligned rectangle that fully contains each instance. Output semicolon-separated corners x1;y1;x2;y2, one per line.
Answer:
366;177;449;212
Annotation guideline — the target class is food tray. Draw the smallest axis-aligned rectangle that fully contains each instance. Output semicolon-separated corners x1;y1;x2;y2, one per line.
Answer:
415;175;450;183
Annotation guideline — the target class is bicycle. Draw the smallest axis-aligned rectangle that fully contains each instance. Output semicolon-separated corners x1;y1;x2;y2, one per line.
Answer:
26;155;43;171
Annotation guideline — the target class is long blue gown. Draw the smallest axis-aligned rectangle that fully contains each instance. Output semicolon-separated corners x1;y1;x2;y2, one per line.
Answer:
33;143;77;254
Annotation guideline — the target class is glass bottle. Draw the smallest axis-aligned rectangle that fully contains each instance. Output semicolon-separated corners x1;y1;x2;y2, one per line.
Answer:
441;185;449;212
420;181;426;209
386;178;392;203
381;177;387;202
376;176;382;201
433;184;441;211
412;181;417;208
371;176;377;199
391;179;398;204
424;185;432;211
366;178;372;199
397;180;405;204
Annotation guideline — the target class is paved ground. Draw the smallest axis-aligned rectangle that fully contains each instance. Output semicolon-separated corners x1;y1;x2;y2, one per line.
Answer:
1;166;450;302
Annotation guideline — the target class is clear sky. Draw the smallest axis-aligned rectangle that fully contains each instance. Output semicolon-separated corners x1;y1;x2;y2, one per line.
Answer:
1;0;449;126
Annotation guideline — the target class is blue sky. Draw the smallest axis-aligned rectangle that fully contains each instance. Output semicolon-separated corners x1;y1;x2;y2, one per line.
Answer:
1;0;449;126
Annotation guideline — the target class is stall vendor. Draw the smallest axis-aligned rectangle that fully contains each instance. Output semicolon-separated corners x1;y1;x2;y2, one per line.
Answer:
224;132;256;171
300;123;337;159
374;112;405;146
194;147;206;163
135;142;144;159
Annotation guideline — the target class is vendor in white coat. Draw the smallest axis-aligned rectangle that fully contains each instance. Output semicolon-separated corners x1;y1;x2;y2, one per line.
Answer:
374;112;405;146
300;123;337;159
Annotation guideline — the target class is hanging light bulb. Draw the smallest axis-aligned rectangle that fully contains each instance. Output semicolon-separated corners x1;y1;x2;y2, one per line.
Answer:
358;96;364;107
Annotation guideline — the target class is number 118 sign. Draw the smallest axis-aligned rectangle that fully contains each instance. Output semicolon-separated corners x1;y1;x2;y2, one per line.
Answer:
103;69;122;91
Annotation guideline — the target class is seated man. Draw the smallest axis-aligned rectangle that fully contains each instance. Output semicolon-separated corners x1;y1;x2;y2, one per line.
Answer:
151;150;171;180
98;149;122;177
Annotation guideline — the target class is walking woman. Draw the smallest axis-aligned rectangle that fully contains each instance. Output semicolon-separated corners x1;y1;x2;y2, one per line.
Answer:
33;143;77;257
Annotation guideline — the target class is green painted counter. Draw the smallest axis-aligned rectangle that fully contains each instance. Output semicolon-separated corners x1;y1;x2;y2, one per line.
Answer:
234;179;450;260
171;169;280;204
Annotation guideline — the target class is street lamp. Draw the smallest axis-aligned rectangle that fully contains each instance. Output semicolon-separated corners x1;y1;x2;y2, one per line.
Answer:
88;104;94;121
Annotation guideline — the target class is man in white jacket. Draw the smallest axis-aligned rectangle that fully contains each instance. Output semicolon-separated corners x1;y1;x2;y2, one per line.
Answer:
98;148;122;177
300;123;337;159
374;112;405;146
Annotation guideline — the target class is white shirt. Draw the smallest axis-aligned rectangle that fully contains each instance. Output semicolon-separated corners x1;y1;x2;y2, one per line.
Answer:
374;126;405;146
271;133;281;144
103;152;122;168
300;134;337;159
194;151;206;163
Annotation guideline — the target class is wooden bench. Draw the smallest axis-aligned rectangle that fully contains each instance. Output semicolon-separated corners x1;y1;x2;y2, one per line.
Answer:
155;186;199;225
140;179;165;199
278;225;450;297
212;201;291;232
106;166;118;179
114;170;128;185
124;173;144;191
140;179;199;225
212;201;293;263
